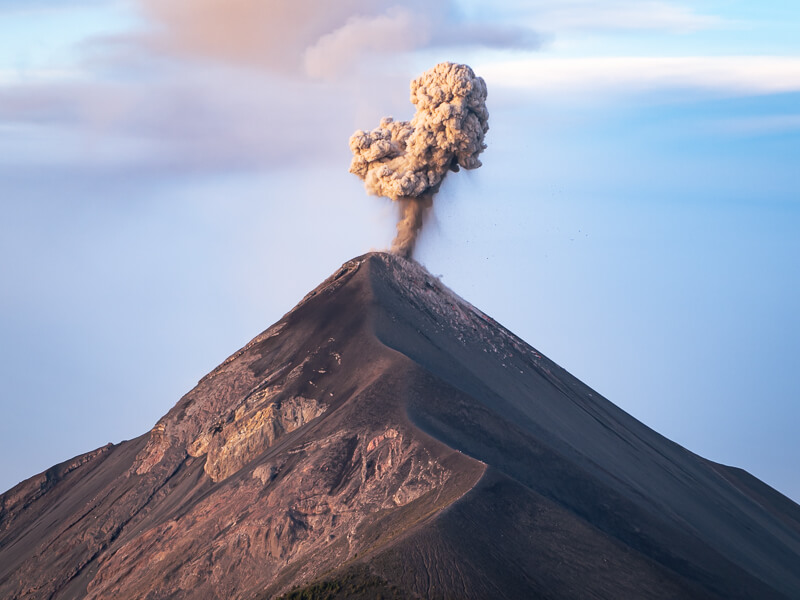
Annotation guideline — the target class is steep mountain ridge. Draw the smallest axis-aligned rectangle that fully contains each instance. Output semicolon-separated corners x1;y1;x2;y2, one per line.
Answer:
367;253;800;598
1;252;799;599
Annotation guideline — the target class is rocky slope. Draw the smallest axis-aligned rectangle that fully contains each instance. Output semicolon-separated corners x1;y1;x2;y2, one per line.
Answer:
1;252;799;599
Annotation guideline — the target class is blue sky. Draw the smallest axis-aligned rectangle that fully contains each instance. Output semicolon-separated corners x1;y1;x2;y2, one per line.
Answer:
1;0;798;501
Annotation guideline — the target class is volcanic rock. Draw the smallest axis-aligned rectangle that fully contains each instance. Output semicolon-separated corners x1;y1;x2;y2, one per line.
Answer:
1;252;799;599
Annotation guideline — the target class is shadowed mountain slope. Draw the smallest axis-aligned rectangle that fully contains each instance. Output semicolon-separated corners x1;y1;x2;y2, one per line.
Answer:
1;252;799;599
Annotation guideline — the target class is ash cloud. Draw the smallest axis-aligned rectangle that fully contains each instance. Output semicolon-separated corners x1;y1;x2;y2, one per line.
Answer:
349;62;489;257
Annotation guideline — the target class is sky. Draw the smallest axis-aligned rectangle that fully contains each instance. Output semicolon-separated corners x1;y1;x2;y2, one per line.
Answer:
1;0;798;502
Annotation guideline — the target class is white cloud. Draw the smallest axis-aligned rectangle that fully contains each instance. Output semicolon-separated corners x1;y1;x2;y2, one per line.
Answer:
478;56;800;96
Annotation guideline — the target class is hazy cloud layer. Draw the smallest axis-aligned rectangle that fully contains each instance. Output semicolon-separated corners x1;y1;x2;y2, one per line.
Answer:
2;0;777;181
304;8;432;79
0;71;357;172
135;0;540;77
0;0;537;176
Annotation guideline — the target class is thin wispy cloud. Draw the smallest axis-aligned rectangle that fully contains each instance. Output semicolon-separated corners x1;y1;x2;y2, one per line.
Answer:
480;56;800;96
526;0;721;33
708;114;800;136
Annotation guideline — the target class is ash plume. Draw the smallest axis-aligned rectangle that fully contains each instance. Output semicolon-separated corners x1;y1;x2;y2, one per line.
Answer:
349;62;489;257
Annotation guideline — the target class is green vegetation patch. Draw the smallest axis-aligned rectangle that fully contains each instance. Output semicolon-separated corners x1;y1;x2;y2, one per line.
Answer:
275;564;407;600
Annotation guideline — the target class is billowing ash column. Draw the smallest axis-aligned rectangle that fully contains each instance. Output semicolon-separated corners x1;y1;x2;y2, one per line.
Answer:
349;62;489;258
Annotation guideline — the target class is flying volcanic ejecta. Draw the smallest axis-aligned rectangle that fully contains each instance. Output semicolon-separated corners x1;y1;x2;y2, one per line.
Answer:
349;62;489;258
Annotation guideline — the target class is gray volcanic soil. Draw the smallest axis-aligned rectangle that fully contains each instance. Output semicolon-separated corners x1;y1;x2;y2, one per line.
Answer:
1;252;799;599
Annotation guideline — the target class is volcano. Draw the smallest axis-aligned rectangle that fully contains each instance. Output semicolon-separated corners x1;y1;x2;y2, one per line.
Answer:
2;252;799;599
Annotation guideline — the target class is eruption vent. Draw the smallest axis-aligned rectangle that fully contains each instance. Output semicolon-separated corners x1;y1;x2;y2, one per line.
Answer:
349;62;489;257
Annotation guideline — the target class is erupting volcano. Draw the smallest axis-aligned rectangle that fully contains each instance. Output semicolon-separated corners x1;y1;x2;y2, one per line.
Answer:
1;252;799;599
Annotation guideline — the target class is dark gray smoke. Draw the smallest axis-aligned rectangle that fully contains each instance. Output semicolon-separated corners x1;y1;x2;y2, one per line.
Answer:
349;62;489;257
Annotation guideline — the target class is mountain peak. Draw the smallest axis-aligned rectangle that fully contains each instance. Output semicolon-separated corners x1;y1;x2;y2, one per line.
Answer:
2;254;800;599
132;250;482;485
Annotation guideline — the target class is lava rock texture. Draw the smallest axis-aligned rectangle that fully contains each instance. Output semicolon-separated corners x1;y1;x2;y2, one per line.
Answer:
2;252;799;599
